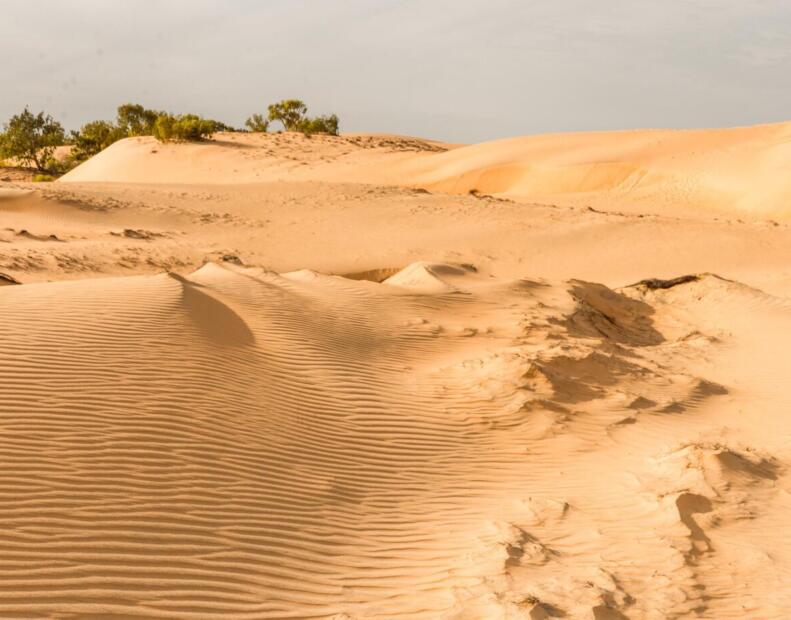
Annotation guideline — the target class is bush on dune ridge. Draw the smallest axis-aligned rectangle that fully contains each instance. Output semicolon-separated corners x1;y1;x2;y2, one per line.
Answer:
151;113;218;142
67;104;163;164
267;99;308;131
117;103;162;137
112;104;225;143
0;98;342;176
69;104;225;156
260;99;340;136
298;113;339;136
244;113;270;133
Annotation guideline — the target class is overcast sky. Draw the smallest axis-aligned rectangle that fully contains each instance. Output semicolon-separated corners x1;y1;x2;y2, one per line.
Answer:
1;0;789;143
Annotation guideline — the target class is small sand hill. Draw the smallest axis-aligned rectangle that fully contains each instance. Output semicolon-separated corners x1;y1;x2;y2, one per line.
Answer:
0;263;789;618
58;132;449;185
384;261;479;292
58;122;791;218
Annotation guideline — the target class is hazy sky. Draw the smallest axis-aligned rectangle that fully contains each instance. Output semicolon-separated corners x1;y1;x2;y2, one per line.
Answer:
2;0;790;142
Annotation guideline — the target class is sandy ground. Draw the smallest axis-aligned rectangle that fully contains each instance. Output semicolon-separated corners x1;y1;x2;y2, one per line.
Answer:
0;128;789;619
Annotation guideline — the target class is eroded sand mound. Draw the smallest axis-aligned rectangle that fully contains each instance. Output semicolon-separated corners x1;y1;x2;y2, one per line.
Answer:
1;262;788;618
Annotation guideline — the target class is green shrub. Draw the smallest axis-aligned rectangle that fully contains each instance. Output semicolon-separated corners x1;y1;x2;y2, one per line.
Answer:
173;115;217;141
71;120;126;162
0;107;65;172
152;113;216;142
45;153;81;176
151;114;175;141
298;113;340;136
211;120;237;132
55;103;229;166
245;113;269;132
32;173;56;182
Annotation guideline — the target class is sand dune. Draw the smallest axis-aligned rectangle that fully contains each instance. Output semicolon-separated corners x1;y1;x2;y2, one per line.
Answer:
402;122;791;217
58;132;447;186
1;123;790;618
59;123;791;218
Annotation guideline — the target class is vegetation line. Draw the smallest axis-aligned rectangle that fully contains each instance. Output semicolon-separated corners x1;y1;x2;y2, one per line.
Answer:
0;99;340;178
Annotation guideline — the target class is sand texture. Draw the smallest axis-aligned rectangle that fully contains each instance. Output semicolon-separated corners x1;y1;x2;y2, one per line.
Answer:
1;128;790;619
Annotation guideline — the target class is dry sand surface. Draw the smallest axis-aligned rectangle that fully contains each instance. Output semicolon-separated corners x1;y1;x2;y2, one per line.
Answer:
1;126;790;619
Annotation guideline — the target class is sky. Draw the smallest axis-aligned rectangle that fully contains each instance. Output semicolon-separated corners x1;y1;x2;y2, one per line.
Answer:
1;0;790;143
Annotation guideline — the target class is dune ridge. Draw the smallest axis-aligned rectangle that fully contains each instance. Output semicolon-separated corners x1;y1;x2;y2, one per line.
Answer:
403;122;791;216
58;122;791;218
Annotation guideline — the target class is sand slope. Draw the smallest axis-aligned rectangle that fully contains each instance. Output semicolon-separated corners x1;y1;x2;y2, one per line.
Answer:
58;132;447;186
403;122;791;217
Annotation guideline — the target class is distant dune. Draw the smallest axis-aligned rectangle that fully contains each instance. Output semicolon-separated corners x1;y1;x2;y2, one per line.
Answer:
404;122;791;216
60;122;791;217
2;123;790;618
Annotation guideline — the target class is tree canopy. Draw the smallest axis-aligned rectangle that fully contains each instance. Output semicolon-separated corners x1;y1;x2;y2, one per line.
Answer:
116;104;161;137
71;120;126;162
0;108;65;172
262;99;340;135
267;99;308;132
245;113;270;133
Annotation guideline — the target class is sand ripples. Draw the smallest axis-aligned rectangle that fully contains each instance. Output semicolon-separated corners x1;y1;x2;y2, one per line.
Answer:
0;264;788;618
0;263;545;617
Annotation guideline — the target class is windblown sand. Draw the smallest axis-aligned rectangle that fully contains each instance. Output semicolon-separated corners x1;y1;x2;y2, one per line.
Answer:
1;127;790;619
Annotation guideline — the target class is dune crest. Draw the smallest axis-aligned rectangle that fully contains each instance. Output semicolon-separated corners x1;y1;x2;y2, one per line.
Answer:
403;122;791;216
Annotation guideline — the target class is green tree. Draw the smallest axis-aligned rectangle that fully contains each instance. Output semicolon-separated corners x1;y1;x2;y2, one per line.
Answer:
0;107;65;172
267;99;308;131
152;114;176;141
245;113;270;132
116;103;160;136
71;120;126;162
